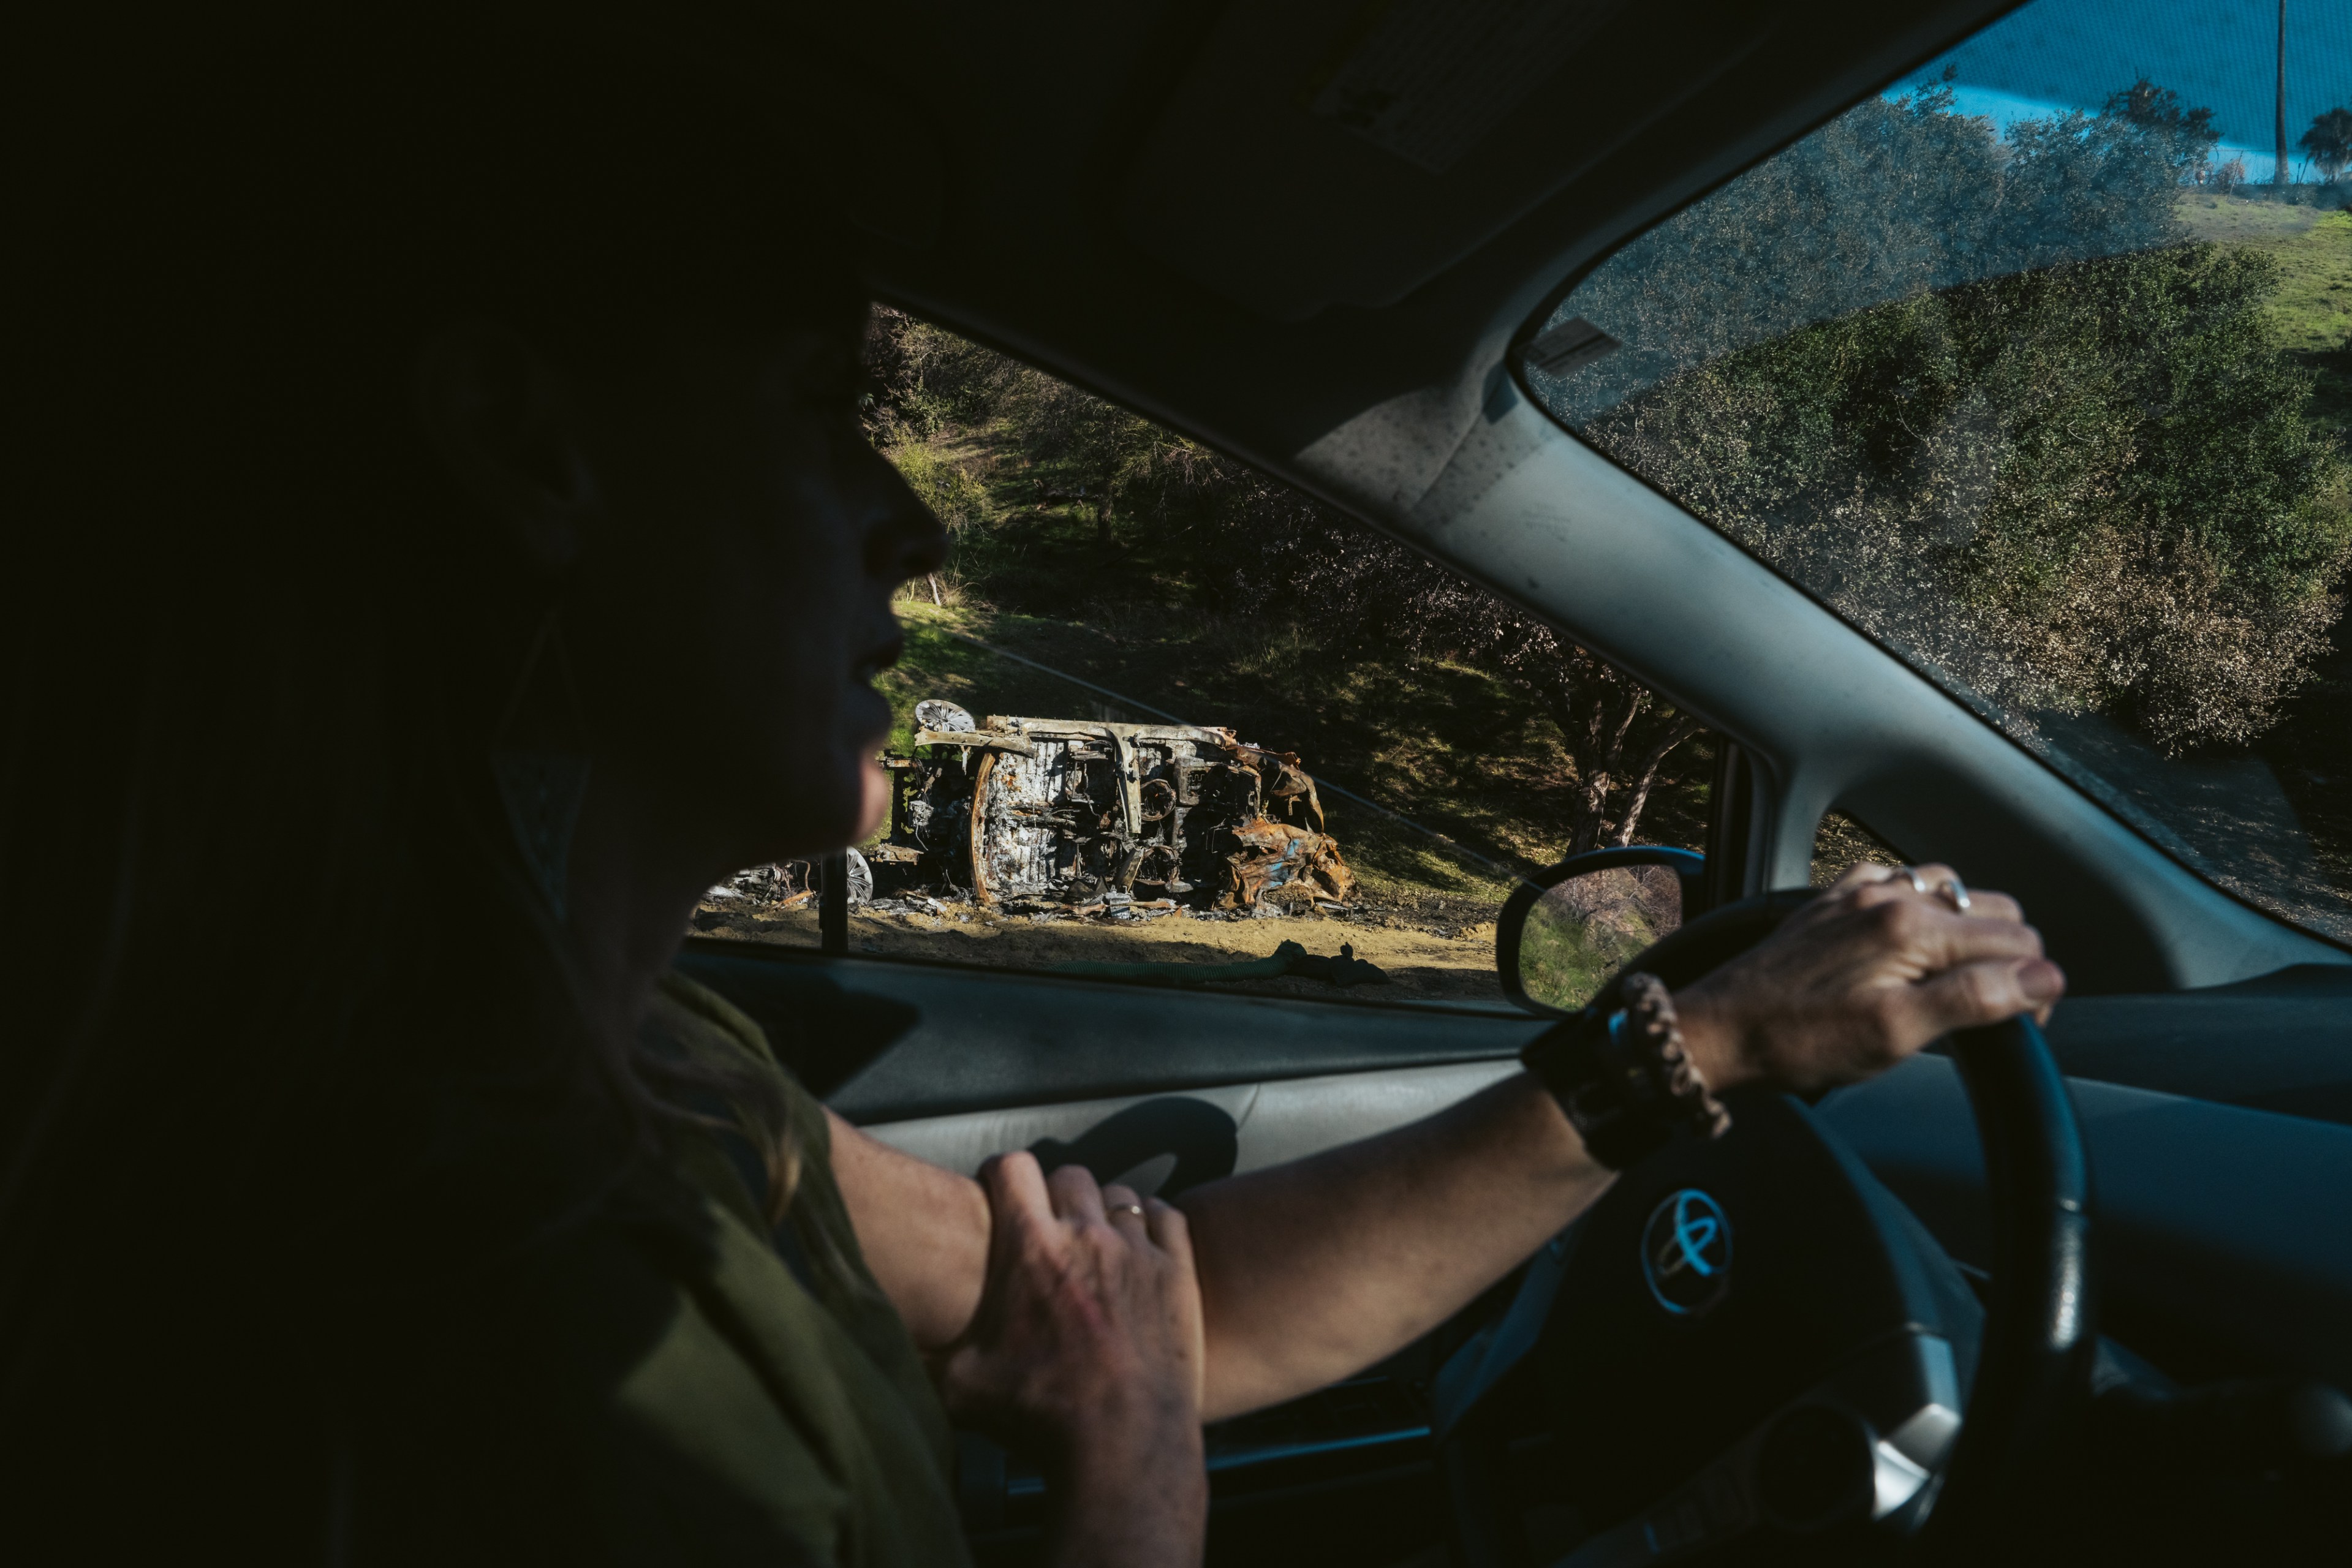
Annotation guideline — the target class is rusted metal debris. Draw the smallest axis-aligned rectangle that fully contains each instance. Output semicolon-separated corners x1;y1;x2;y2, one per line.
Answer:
710;852;867;911
877;701;1358;913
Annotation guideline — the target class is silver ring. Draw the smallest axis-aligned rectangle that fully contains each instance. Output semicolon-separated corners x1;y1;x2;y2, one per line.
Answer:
1112;1203;1145;1219
1938;875;1972;913
1897;865;1930;895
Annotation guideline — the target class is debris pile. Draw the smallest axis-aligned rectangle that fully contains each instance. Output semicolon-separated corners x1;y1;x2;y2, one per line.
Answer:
706;860;816;907
705;851;870;911
876;701;1357;916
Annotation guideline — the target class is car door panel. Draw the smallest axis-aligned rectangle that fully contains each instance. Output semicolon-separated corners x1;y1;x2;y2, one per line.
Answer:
677;940;1543;1124
862;1059;1523;1194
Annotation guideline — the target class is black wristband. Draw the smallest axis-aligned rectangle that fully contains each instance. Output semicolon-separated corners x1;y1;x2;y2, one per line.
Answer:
1521;973;1731;1170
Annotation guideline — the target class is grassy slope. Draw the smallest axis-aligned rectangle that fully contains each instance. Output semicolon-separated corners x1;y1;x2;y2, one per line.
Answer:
875;422;1715;922
2176;195;2352;436
2170;196;2352;908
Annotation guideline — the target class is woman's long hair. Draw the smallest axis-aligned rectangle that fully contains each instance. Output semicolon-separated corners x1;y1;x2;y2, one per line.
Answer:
1;24;852;1552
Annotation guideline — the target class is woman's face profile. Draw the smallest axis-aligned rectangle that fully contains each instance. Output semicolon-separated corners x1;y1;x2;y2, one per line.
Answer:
534;309;945;871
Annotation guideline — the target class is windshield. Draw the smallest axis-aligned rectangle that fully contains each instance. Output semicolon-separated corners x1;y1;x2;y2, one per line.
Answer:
1527;0;2352;941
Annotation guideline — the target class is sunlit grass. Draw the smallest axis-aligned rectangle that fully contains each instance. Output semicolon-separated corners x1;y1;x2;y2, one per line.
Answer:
2177;195;2352;435
1515;901;1653;1012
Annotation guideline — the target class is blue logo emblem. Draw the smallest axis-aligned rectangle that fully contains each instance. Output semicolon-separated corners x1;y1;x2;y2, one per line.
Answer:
1641;1189;1733;1316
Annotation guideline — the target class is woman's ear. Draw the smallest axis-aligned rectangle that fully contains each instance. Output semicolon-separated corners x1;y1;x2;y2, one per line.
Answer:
412;320;601;576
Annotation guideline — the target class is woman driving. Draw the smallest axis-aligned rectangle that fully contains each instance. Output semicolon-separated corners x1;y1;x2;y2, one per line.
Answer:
0;29;2063;1567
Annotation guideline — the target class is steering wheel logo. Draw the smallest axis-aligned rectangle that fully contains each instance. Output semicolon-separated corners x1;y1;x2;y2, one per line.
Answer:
1641;1188;1733;1316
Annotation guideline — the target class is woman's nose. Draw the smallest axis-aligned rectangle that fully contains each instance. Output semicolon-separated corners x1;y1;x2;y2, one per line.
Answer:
861;447;950;581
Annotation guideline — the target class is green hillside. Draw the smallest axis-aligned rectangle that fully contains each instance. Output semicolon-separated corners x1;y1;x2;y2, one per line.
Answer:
2177;195;2352;435
872;519;1659;923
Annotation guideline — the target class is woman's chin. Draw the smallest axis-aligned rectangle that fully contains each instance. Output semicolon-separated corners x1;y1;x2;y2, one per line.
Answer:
774;753;885;860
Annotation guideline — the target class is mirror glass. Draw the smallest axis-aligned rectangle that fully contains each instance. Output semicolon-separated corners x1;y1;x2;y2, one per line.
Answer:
1516;864;1684;1012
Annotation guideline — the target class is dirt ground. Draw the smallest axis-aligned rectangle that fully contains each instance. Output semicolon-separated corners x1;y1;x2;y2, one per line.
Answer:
690;895;1508;1003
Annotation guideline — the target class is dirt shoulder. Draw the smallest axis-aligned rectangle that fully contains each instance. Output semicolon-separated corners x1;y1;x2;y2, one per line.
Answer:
690;896;1507;1004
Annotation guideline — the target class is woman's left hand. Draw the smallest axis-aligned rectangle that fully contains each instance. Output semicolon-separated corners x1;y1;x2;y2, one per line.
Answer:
936;1152;1208;1566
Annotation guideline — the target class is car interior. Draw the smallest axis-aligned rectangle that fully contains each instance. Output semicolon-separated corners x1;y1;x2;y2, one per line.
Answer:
654;0;2352;1561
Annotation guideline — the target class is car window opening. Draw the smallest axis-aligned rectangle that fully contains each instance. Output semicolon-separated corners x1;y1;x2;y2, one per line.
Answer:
695;310;1723;1004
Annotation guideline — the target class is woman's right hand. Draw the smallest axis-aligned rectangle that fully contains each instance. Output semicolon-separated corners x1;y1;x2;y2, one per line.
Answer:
937;1152;1207;1566
1676;861;2065;1098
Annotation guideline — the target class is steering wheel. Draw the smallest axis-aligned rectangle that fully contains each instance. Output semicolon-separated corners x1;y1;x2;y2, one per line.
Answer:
1454;892;2094;1563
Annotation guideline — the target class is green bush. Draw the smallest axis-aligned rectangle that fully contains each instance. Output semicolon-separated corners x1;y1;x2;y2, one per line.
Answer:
883;439;991;530
1549;78;2352;754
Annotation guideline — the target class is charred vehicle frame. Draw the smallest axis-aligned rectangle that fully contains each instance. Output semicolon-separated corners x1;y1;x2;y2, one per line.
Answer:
875;701;1356;914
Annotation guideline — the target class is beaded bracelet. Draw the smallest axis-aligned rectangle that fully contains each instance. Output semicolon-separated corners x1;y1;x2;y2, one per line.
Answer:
1520;971;1731;1169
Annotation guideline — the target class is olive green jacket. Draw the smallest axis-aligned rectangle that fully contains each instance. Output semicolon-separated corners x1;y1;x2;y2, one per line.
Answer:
490;973;971;1566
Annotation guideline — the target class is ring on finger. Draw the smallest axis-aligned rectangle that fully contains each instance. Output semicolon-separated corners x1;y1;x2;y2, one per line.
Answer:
1897;865;1930;895
1937;875;1972;913
1111;1203;1145;1219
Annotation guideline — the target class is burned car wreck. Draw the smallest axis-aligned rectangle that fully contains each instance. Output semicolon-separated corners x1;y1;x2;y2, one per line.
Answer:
872;701;1357;913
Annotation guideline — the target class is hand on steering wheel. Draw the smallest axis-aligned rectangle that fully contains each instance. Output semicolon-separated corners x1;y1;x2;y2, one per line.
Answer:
1674;862;2067;1098
1487;864;2094;1562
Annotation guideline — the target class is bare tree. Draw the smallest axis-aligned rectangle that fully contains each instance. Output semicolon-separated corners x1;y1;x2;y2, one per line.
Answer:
1474;625;1707;851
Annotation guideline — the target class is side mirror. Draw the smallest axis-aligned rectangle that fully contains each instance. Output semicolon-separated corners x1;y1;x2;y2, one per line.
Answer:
1496;846;1706;1016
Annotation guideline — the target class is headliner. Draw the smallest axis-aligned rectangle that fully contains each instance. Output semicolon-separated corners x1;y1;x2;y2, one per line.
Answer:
797;0;2027;490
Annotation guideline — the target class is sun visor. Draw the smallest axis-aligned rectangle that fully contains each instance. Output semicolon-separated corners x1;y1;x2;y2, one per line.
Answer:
1118;0;1778;322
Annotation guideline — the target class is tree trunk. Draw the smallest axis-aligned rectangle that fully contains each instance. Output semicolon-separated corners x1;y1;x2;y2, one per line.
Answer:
1609;715;1703;846
1520;649;1698;858
1568;785;1611;854
1562;681;1646;854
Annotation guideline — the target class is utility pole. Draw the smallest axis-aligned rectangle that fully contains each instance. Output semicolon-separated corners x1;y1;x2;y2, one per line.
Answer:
2275;0;2290;186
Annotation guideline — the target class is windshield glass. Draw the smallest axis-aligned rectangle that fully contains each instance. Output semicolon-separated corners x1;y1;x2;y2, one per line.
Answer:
1527;0;2352;941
